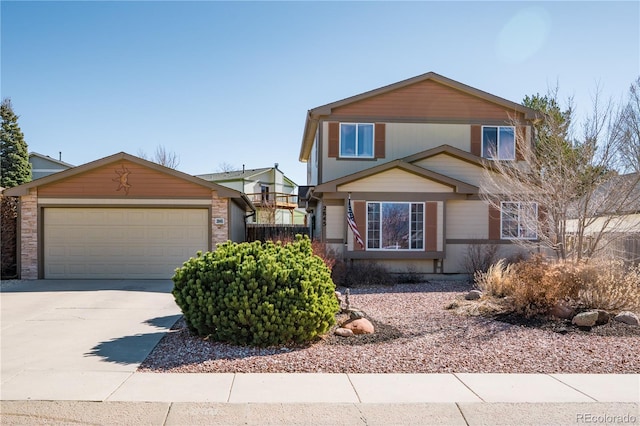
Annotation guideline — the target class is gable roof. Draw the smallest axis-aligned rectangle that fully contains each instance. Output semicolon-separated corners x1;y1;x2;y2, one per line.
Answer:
401;144;490;168
197;167;273;182
197;166;298;187
29;152;75;168
313;159;478;194
299;71;541;162
4;152;250;205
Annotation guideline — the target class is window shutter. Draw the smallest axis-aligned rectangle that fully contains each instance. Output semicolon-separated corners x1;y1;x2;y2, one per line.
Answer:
471;125;481;157
328;122;339;158
374;123;385;159
489;204;501;240
425;202;438;252
516;126;526;161
352;200;365;251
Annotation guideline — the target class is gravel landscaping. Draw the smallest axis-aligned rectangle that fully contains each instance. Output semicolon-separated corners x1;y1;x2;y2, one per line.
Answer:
139;280;640;374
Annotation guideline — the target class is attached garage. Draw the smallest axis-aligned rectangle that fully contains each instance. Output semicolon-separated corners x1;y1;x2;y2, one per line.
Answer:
4;152;254;280
44;207;209;279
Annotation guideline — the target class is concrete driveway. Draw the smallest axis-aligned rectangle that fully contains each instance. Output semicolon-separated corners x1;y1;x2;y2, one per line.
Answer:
0;280;181;400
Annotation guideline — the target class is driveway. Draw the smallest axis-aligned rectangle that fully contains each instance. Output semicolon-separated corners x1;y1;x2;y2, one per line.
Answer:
0;280;181;400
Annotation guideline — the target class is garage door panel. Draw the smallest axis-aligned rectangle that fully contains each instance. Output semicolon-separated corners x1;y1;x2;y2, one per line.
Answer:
44;208;209;279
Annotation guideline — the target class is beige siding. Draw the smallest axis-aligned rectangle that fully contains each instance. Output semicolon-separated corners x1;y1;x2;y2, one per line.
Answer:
325;205;344;239
338;169;453;193
444;243;529;273
446;200;489;239
321;122;472;183
414;154;485;186
386;123;471;158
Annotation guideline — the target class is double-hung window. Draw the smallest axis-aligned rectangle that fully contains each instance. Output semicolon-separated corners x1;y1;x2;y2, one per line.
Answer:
483;126;515;160
366;202;424;250
501;201;538;240
340;123;374;158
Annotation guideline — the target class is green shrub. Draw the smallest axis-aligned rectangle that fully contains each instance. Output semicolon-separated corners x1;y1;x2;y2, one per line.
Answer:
172;235;340;347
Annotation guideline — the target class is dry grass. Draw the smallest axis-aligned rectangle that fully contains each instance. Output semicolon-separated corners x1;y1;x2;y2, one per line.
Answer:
474;256;640;317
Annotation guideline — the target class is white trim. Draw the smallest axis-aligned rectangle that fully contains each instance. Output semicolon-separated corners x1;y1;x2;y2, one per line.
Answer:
339;123;375;159
482;125;516;161
500;201;538;240
365;201;425;251
38;198;212;206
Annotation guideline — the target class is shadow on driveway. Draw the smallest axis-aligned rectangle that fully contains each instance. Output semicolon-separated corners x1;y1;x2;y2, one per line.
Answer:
85;314;182;365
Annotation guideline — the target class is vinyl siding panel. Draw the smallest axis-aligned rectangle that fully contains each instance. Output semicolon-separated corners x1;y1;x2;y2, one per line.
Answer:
325;205;344;239
331;79;525;121
385;123;471;157
338;169;453;193
414;154;485;186
446;200;489;239
38;161;211;198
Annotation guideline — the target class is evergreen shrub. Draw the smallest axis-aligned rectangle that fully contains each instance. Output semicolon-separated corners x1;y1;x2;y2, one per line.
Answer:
172;235;340;347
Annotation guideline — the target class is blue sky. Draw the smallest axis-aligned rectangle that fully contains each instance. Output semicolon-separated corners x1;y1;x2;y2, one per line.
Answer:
2;1;638;186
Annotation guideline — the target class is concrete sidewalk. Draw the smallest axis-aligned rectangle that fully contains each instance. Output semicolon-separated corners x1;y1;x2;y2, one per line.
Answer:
1;373;638;425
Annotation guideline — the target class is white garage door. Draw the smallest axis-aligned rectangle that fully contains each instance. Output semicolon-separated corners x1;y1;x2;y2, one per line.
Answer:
44;208;209;279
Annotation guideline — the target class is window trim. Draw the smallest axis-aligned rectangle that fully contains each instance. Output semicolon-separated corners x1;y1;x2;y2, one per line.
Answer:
500;201;538;240
366;201;425;251
339;123;375;159
482;125;516;161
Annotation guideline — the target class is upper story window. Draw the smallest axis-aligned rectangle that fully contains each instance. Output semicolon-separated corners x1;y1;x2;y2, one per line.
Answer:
340;123;374;158
483;126;515;160
501;201;538;240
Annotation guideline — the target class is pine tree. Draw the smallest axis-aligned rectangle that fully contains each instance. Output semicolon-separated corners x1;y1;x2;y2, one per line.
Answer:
1;98;31;188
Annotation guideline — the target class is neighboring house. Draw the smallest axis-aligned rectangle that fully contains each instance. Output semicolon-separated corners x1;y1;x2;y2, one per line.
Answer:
197;164;304;225
298;71;540;274
566;172;640;262
3;152;254;280
29;152;74;179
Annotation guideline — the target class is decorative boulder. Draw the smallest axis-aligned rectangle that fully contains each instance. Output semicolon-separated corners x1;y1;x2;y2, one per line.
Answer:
572;311;599;327
595;310;610;326
550;302;575;320
348;309;366;320
614;311;640;326
343;318;375;335
465;290;482;301
335;327;354;337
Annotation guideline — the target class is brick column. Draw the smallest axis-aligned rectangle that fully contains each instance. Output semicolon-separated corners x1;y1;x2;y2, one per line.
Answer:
211;194;229;250
20;188;38;279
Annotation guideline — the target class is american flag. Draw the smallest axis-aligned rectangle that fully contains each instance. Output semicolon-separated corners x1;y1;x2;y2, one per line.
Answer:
347;196;364;248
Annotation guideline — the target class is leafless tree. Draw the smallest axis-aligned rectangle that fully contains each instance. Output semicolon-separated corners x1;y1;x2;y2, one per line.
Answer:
480;83;640;263
216;162;237;172
137;145;180;169
617;77;640;172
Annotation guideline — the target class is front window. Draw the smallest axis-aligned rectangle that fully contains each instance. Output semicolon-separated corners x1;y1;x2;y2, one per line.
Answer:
483;126;515;160
367;202;424;250
341;123;374;158
501;201;538;239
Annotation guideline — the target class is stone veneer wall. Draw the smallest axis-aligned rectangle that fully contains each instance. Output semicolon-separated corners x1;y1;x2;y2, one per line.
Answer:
20;188;38;279
211;194;229;249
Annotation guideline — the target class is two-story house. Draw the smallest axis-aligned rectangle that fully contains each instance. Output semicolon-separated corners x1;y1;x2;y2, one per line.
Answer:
298;72;540;274
197;164;304;225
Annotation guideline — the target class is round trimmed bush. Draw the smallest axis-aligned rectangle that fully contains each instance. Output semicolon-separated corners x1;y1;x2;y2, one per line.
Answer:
172;235;340;347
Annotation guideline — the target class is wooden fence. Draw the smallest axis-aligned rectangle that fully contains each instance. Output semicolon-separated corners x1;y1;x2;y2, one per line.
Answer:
246;224;310;242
